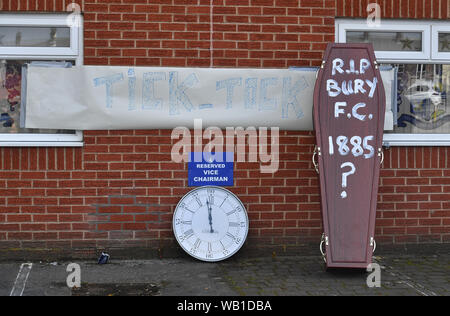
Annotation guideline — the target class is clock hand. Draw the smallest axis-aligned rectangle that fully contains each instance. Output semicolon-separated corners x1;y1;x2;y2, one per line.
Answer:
206;200;214;233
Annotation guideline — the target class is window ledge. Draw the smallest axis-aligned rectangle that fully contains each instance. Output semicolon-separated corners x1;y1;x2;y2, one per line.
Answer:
383;134;450;147
0;141;84;147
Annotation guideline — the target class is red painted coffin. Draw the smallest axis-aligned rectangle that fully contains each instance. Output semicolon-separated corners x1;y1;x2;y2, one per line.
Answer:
313;44;385;268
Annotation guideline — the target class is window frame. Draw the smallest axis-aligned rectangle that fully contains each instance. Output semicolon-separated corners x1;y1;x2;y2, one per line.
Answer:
0;14;79;57
0;13;83;147
336;19;450;147
432;24;450;60
337;20;431;61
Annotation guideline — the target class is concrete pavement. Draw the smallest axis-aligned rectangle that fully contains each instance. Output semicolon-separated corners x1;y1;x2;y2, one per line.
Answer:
0;249;448;296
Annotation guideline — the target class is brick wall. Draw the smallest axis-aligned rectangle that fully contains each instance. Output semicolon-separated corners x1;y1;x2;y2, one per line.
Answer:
336;0;448;19
0;0;449;256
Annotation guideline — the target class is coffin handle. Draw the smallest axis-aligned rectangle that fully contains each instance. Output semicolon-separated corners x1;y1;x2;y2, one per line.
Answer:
312;146;320;174
370;237;377;253
319;233;328;262
378;147;384;165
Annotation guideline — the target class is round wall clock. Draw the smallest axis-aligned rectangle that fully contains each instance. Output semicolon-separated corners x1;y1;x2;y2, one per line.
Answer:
173;186;249;262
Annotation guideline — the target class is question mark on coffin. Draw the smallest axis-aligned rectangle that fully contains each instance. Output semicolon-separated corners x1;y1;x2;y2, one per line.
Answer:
340;162;356;199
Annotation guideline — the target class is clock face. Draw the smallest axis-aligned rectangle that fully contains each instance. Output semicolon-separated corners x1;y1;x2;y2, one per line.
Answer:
173;186;249;262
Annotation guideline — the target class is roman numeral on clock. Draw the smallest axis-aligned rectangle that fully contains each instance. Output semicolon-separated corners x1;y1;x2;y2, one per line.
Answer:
190;238;201;254
180;202;194;214
184;229;194;239
220;195;229;207
226;232;236;240
206;242;213;259
192;193;202;207
207;188;215;205
226;209;236;216
175;219;192;225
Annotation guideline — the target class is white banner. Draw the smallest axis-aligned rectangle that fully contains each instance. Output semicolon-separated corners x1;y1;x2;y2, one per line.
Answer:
24;65;394;130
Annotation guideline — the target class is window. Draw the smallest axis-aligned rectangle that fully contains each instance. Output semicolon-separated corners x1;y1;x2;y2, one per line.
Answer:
336;19;450;146
0;13;83;147
432;24;450;60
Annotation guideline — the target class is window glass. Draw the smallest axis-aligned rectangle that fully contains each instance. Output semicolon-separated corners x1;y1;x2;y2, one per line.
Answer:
0;60;75;134
346;31;423;52
0;26;70;47
438;32;450;52
385;64;450;134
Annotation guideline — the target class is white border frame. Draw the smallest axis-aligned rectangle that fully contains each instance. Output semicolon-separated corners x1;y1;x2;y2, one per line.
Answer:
432;24;450;60
336;19;450;146
0;13;83;147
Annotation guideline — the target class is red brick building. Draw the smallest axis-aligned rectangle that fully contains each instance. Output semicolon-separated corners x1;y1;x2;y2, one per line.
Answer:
0;0;449;258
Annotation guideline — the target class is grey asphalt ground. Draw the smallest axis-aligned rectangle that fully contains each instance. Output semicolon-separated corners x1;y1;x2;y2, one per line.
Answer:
0;251;448;296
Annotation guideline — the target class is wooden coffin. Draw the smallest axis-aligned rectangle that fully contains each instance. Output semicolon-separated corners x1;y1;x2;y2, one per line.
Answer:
313;43;385;268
